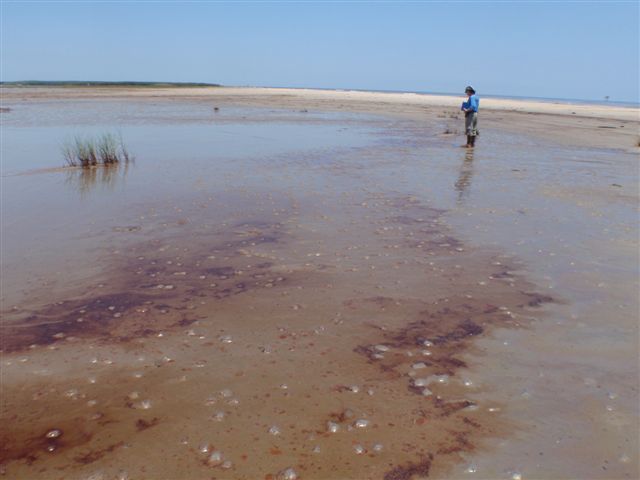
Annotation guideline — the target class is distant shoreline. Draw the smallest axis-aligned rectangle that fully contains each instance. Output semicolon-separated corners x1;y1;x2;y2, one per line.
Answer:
1;81;637;107
325;87;640;109
0;80;221;88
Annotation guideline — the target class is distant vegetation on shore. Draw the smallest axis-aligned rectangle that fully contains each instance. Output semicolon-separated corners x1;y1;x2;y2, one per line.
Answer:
0;80;221;88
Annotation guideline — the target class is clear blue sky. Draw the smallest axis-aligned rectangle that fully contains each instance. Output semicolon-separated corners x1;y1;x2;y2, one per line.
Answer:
1;1;638;102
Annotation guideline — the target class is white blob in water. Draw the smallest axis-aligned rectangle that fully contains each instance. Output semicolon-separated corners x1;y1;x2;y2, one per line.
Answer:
372;443;383;453
136;399;152;410
413;378;430;387
312;445;321;453
64;389;79;399
374;345;390;352
85;472;105;480
434;374;449;383
45;429;62;439
207;450;223;466
277;467;298;480
349;385;360;393
221;460;233;469
411;362;427;370
211;411;225;421
268;425;281;435
115;470;129;480
219;335;233;344
465;464;478;473
198;443;210;454
327;421;340;433
354;419;370;428
353;444;366;455
422;340;434;347
220;389;233;398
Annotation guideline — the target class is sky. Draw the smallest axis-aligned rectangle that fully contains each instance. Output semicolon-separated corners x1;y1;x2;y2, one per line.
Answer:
1;1;638;102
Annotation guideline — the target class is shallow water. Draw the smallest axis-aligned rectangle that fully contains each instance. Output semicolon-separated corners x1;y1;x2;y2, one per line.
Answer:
1;96;637;479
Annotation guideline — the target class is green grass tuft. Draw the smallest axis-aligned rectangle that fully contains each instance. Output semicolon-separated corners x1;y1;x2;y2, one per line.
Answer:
62;133;133;167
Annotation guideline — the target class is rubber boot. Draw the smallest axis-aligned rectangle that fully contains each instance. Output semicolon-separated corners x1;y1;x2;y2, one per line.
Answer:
470;136;476;147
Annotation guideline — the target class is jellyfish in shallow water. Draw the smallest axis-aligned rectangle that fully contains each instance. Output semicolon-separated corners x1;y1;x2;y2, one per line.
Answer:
45;429;62;439
327;421;340;433
136;399;152;410
207;451;223;466
277;467;298;480
354;419;370;428
413;378;430;387
211;411;225;421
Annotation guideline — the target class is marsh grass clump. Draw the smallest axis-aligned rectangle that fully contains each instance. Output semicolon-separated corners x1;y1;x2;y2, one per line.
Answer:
63;133;133;167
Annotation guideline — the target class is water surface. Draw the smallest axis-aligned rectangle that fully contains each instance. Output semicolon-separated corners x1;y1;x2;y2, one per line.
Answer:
1;95;637;479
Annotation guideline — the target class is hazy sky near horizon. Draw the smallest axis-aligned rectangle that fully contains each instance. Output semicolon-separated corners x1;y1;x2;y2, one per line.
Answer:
1;1;638;102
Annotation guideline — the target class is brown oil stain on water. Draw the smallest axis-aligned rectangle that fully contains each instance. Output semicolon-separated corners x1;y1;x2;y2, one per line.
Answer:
1;191;553;479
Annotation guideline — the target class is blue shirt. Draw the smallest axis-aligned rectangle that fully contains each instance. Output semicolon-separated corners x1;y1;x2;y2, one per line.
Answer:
461;94;479;112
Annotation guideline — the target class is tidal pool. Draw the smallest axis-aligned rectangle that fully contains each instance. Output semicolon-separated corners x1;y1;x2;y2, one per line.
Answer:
1;95;637;479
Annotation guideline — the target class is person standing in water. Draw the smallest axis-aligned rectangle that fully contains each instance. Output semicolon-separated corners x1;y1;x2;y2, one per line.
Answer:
461;86;479;148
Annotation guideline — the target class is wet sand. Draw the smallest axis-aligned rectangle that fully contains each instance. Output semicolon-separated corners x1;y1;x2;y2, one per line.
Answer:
1;87;638;480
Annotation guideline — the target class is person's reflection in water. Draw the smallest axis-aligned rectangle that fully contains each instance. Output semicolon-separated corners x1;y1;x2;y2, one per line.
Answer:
454;149;475;205
64;162;130;197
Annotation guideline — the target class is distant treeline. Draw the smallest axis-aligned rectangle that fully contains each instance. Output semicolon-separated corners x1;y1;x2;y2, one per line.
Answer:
0;80;221;88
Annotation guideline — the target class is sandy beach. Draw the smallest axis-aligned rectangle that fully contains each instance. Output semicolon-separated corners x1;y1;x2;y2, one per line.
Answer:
1;86;638;480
